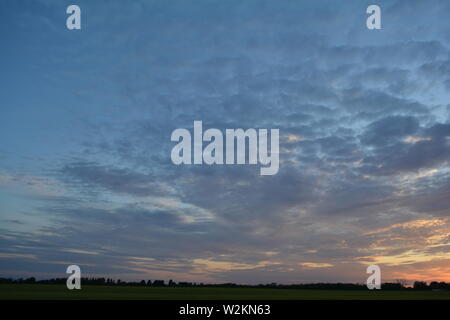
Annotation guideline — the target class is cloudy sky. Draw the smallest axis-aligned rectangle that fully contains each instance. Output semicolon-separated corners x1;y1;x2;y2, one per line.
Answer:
1;0;450;284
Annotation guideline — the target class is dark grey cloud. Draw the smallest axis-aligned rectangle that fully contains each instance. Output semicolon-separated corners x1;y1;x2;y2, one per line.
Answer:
361;116;420;146
61;162;172;197
360;122;450;176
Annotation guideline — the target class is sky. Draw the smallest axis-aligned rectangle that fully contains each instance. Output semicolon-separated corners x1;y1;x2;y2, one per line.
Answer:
0;0;450;284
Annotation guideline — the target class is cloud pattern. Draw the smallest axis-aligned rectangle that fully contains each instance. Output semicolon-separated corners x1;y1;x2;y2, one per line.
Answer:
0;0;450;283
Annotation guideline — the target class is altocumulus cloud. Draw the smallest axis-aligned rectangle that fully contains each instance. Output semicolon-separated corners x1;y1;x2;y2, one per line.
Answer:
0;0;450;283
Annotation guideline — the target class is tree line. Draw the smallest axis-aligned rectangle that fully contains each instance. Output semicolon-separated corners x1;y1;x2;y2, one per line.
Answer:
0;277;449;290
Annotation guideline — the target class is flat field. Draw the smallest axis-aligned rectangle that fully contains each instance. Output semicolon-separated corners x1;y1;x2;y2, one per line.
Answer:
0;284;449;300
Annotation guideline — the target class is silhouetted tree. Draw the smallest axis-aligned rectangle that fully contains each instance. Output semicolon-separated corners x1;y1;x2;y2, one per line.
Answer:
152;280;165;287
413;281;429;290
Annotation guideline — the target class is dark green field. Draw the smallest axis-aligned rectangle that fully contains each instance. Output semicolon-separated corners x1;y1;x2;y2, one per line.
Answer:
1;284;449;300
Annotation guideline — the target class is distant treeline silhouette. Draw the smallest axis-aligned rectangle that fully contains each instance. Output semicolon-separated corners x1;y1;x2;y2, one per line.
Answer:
0;277;449;290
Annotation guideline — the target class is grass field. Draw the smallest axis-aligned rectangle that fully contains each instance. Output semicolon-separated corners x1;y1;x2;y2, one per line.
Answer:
1;284;449;300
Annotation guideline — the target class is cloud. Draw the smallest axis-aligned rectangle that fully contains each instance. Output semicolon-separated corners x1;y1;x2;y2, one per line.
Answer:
61;162;175;198
361;116;420;146
1;0;450;283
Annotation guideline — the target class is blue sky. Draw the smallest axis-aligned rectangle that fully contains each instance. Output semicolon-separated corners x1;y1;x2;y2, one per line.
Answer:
1;0;450;284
